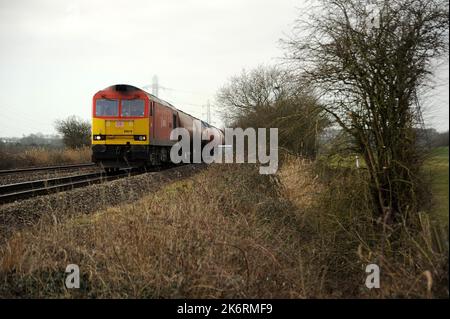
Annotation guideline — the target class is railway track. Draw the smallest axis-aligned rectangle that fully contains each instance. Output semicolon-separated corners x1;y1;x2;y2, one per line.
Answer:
0;163;96;176
0;170;135;204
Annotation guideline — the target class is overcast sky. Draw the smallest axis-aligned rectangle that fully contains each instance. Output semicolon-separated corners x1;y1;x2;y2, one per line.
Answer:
0;0;448;137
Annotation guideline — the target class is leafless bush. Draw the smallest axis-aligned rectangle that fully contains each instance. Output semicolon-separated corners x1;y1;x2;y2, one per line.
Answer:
285;0;449;223
55;116;91;149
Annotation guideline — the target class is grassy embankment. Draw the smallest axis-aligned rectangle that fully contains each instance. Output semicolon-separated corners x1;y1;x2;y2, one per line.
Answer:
426;147;449;224
0;150;448;298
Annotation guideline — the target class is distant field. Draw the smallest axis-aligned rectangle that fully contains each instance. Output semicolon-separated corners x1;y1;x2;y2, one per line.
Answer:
427;147;449;224
322;147;449;223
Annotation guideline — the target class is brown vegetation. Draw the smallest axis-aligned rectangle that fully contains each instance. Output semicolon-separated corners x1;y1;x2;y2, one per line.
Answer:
0;156;447;298
0;146;91;170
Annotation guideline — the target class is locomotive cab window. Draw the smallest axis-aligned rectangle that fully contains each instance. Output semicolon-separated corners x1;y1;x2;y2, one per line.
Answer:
95;99;119;116
121;99;145;117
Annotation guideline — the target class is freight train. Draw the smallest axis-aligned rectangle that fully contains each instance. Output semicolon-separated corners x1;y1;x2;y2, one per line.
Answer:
91;84;224;170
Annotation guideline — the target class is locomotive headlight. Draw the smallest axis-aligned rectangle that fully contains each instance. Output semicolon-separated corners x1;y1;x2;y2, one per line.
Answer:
93;135;104;140
134;135;146;141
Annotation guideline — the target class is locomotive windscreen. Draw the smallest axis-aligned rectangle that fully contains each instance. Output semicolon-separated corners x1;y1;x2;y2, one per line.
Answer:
121;99;145;117
95;99;119;116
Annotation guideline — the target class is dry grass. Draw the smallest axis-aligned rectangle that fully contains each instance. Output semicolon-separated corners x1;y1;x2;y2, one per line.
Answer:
0;157;447;298
278;156;320;209
302;161;448;298
0;164;313;298
0;146;91;169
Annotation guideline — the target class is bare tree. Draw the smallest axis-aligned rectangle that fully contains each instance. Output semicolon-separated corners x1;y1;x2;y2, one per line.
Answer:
217;65;328;157
285;0;449;222
217;66;291;125
55;116;91;149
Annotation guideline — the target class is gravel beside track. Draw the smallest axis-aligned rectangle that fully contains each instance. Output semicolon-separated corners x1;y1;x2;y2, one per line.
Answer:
0;164;205;240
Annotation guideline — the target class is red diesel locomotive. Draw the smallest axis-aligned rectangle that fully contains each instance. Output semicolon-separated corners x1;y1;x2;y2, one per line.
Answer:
91;84;223;169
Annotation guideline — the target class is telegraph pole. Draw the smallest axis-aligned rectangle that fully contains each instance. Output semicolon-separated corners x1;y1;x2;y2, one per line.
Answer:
152;75;159;97
206;100;211;124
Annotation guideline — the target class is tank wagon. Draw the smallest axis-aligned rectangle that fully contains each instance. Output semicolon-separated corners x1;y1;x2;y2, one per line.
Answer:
91;84;223;170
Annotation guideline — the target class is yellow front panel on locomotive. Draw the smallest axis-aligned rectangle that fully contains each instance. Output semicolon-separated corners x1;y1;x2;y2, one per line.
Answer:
92;118;150;145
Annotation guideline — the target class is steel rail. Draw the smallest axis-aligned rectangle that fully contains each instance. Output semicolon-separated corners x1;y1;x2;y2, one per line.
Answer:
0;163;96;175
0;171;133;204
